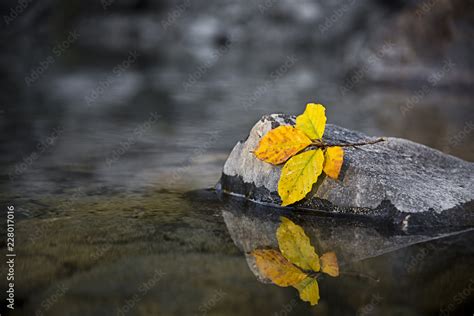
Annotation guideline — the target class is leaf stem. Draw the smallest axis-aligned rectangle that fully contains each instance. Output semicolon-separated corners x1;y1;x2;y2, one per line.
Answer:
306;271;321;280
311;138;385;148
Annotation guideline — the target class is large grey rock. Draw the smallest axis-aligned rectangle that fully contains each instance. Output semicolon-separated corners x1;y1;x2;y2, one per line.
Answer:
217;114;474;227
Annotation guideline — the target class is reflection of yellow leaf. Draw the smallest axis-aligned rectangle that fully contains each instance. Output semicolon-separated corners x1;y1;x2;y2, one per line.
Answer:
251;217;340;307
254;126;312;165
278;149;324;206
295;103;327;140
252;249;308;287
323;146;344;180
320;252;339;277
277;217;320;271
294;277;320;306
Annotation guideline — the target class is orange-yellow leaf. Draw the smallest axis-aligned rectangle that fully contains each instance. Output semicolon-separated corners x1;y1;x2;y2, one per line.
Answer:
293;277;320;306
276;217;320;272
323;146;344;179
320;252;339;277
254;126;312;165
295;103;327;140
252;249;308;287
278;149;324;206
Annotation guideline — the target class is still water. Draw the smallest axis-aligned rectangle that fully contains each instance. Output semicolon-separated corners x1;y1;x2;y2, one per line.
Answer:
2;185;473;315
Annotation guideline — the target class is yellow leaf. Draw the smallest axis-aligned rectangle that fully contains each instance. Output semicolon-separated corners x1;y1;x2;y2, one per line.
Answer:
323;146;344;179
320;252;339;277
278;149;324;206
276;217;320;272
295;103;327;140
252;249;308;287
254;126;312;165
293;277;320;306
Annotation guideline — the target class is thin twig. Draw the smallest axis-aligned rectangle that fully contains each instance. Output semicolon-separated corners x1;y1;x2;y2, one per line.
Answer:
339;271;380;283
312;138;385;149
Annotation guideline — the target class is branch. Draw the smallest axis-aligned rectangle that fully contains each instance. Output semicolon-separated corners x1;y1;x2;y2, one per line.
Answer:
311;138;385;149
339;271;380;283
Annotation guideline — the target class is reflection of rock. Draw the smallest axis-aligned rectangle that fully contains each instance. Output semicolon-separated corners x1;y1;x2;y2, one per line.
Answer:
217;114;474;226
220;196;474;314
221;198;443;270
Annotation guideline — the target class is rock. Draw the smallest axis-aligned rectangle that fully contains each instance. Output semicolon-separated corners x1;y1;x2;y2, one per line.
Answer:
217;114;474;227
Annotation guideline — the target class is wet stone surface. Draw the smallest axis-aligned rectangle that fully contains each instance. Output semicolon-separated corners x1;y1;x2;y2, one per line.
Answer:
218;114;474;227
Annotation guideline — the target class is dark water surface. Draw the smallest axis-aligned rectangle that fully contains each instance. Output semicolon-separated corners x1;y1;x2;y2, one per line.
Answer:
1;185;473;315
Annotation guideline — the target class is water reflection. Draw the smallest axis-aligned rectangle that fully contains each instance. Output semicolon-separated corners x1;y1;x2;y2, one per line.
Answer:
251;216;340;305
220;194;474;314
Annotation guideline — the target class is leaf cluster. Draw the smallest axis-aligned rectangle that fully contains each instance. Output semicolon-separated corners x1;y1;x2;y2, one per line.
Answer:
254;103;344;206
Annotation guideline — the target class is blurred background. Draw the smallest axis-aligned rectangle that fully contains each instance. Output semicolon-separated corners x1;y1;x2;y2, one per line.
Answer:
1;0;473;194
0;1;473;315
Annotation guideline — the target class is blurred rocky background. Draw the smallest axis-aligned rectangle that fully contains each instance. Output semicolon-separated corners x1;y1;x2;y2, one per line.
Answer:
0;0;473;193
